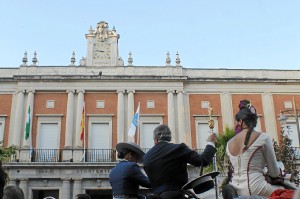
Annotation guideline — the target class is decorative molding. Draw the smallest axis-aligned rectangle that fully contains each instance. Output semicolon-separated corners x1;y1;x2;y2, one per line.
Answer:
140;114;165;117
36;114;64;117
86;114;114;117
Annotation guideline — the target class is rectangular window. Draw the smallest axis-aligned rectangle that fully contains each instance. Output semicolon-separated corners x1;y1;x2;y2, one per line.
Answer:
196;119;218;150
96;100;105;108
46;100;55;108
0;123;3;143
36;123;59;162
87;123;111;162
89;123;110;149
140;123;160;150
147;100;155;108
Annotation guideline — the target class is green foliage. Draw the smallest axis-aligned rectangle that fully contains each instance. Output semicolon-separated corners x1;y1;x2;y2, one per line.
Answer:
0;141;16;162
204;127;235;174
273;126;299;183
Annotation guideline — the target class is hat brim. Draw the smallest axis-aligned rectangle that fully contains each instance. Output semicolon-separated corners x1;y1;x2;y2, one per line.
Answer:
182;171;220;191
116;142;145;162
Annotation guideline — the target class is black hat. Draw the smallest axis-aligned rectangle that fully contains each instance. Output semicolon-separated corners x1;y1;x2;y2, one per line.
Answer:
116;142;145;163
182;171;219;194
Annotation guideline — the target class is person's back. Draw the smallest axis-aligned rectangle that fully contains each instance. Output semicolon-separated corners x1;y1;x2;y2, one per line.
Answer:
226;99;284;197
143;124;217;199
75;193;91;199
3;185;25;199
144;142;192;190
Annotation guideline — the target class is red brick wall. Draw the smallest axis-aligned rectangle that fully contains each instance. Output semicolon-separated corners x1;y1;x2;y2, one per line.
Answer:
85;92;118;147
0;94;12;147
273;94;300;141
134;92;167;143
189;94;222;148
33;93;67;148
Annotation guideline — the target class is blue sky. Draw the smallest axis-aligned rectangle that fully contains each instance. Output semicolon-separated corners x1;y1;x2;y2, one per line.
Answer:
1;0;300;69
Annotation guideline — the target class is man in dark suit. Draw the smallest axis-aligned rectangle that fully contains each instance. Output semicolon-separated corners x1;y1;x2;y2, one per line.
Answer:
143;124;217;199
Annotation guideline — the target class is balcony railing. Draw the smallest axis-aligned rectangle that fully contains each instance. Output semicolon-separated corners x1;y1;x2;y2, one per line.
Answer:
85;149;116;162
4;147;300;163
34;149;60;162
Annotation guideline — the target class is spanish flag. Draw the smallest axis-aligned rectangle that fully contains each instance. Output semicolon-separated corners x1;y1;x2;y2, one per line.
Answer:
80;104;85;141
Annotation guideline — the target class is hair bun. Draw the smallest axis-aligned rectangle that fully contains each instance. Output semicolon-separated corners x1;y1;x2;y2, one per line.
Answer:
238;99;256;114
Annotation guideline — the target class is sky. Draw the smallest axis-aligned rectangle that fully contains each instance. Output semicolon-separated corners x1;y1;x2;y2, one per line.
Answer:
1;0;300;70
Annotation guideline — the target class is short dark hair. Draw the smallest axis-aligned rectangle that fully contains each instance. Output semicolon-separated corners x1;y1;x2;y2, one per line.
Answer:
153;124;172;142
0;161;6;199
3;185;25;199
76;193;91;199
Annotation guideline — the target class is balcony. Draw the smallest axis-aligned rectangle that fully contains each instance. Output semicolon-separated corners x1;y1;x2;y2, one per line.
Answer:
3;147;300;163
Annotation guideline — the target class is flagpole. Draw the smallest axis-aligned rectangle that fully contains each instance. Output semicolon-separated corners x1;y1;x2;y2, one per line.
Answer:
83;102;86;162
137;102;140;145
127;103;140;143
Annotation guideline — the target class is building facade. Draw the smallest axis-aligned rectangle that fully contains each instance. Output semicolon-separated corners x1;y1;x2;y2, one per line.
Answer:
0;21;300;199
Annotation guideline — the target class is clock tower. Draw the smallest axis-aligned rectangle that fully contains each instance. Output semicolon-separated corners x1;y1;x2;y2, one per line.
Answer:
85;21;123;67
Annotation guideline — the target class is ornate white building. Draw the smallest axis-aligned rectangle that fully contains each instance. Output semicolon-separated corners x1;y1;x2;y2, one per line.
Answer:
0;21;300;199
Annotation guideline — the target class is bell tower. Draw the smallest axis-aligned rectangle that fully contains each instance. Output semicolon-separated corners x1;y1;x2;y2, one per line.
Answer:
85;21;123;66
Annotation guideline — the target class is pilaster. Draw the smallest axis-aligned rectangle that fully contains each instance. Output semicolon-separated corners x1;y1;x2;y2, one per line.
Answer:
117;90;125;143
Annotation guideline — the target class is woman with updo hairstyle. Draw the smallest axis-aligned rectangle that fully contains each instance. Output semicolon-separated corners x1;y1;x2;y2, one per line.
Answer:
224;99;286;198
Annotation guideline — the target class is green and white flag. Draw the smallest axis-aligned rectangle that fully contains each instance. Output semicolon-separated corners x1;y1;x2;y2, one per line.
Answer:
25;106;31;140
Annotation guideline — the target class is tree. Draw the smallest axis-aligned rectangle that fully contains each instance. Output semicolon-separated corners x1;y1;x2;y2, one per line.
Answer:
204;127;235;174
273;126;299;184
0;141;16;162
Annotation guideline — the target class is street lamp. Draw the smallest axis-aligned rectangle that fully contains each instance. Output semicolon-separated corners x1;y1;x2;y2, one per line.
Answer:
277;97;300;147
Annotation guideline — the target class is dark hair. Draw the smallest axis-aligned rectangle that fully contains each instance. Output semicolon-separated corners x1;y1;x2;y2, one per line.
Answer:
117;150;127;159
3;186;25;199
0;161;5;199
153;124;172;142
117;149;137;159
76;194;91;199
235;100;258;150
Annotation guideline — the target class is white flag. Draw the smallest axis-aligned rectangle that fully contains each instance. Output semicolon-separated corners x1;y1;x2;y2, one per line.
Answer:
128;104;140;136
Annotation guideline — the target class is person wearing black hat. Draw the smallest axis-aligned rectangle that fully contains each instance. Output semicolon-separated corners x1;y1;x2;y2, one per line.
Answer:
143;124;217;199
109;142;151;199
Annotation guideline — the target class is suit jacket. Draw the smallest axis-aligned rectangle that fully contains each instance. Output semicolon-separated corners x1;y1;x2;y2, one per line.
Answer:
109;160;151;196
143;142;216;194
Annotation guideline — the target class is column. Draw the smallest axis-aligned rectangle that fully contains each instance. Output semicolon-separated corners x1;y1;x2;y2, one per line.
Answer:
75;90;85;147
127;90;135;142
167;90;176;139
220;92;234;130
73;179;82;198
63;90;75;161
22;90;35;148
177;90;185;143
117;90;125;143
61;178;71;199
262;93;278;141
19;179;28;199
65;90;75;148
12;90;25;147
20;90;34;162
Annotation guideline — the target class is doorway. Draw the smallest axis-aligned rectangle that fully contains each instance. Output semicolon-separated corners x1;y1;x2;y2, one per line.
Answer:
32;189;59;199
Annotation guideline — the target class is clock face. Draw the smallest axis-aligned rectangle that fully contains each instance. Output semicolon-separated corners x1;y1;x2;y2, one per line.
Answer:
93;43;111;60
